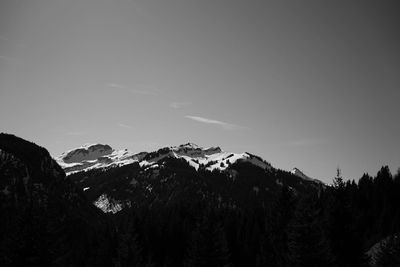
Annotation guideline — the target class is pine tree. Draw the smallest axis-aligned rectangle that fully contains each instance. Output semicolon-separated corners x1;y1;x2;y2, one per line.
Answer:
333;168;345;190
327;169;369;267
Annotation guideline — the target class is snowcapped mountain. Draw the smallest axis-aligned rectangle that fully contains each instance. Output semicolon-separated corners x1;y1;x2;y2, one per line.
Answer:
56;142;272;175
56;143;147;174
56;142;324;214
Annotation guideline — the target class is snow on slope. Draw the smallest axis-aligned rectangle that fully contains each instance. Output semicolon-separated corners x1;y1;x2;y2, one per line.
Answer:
56;144;147;174
56;142;272;175
291;167;324;184
61;144;113;163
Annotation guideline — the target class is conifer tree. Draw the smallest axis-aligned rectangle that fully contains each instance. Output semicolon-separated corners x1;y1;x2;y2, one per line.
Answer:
328;169;369;267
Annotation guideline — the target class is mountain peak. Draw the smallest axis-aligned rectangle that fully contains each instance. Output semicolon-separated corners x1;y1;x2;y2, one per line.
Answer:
60;143;113;163
291;167;310;179
291;167;324;185
177;142;200;149
82;143;112;150
56;142;270;175
170;143;223;156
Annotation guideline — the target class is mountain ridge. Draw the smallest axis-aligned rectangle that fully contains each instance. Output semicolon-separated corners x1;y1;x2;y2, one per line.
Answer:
56;142;321;186
55;142;274;176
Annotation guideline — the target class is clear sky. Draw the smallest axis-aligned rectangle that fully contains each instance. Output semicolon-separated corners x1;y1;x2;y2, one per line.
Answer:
1;0;399;183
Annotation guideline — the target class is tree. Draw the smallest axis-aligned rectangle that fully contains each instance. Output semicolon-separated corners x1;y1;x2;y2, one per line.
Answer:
333;168;344;190
327;169;369;267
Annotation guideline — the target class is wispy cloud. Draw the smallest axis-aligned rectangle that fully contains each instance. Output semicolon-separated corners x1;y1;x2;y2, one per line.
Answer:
284;138;327;147
107;83;127;89
106;83;160;96
169;101;192;109
117;123;133;129
185;115;246;130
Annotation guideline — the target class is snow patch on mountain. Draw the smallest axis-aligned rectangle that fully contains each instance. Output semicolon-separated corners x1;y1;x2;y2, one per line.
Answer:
291;167;324;184
56;142;272;175
61;144;113;163
93;193;123;214
291;168;312;180
137;143;271;172
56;144;147;174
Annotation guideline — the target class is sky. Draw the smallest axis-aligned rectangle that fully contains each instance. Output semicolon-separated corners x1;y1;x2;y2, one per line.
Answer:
1;0;399;183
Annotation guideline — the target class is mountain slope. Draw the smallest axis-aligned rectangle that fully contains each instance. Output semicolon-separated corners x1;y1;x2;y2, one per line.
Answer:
59;143;323;214
0;133;114;266
291;167;324;185
56;142;272;175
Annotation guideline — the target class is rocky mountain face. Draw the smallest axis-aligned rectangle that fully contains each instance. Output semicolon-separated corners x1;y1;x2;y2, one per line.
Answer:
59;143;323;214
56;142;272;175
0;134;114;266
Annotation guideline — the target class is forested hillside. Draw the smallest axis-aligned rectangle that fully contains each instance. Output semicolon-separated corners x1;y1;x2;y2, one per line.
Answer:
1;134;399;266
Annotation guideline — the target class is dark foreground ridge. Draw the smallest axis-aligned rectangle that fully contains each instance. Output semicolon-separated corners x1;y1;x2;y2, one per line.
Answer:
0;133;114;266
1;133;400;267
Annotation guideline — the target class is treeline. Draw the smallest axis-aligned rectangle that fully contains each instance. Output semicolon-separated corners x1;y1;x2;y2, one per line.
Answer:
110;166;400;267
2;132;400;266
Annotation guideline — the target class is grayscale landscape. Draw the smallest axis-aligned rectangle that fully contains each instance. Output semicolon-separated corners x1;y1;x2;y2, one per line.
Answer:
1;1;399;266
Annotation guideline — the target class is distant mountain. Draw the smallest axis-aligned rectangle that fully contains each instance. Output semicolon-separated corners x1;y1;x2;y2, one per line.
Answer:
58;143;323;214
56;143;146;174
56;142;272;175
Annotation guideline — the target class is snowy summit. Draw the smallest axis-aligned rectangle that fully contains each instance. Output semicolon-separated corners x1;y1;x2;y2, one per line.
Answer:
56;142;272;175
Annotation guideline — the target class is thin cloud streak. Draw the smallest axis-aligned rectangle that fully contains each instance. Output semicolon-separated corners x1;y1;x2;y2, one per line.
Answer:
107;83;126;89
117;123;133;129
169;101;192;109
185;115;246;130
